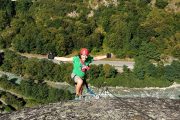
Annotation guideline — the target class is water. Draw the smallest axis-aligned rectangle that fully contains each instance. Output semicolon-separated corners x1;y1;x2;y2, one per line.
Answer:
0;71;22;84
1;70;180;99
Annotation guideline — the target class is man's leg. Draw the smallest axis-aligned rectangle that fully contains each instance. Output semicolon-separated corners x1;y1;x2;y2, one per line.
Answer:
84;79;89;89
79;85;84;95
75;78;83;96
84;79;96;95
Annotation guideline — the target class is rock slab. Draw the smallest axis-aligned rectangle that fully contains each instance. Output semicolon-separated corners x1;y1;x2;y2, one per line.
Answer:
0;98;179;120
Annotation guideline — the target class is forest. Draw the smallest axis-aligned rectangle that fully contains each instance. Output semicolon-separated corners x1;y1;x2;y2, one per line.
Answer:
0;0;179;59
0;0;179;113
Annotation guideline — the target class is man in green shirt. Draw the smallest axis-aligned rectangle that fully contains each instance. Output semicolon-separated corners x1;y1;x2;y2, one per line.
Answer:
48;48;112;100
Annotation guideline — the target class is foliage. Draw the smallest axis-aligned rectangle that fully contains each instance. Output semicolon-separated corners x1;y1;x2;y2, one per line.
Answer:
1;50;27;74
0;0;178;58
0;1;179;111
155;0;168;9
133;56;158;80
20;79;73;103
87;64;103;79
103;64;117;78
90;73;172;88
138;42;160;61
172;44;180;59
164;60;180;82
3;92;24;110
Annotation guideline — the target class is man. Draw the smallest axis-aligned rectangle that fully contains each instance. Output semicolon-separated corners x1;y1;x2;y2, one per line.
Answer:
48;48;112;100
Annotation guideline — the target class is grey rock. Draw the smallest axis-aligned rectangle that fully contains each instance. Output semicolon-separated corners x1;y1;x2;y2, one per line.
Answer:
0;98;179;120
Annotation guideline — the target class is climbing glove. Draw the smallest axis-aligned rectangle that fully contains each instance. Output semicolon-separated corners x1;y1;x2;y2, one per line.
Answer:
106;53;112;58
48;52;55;59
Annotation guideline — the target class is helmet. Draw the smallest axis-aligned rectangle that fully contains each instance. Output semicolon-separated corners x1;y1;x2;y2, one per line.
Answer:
80;48;89;56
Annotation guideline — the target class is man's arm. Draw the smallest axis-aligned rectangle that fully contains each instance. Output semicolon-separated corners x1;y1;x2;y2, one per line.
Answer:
93;55;107;61
54;57;73;62
93;53;112;61
48;52;73;62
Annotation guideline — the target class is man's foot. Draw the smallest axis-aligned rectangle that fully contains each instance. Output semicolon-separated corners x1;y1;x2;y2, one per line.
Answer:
74;95;81;101
86;88;96;96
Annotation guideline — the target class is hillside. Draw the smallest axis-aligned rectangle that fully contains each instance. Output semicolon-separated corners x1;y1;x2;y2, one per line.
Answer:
0;0;179;59
0;0;180;116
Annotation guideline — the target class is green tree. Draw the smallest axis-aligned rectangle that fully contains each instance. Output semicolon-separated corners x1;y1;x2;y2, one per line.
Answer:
87;65;103;79
105;14;130;58
139;8;175;42
139;42;161;61
15;0;32;14
0;35;6;48
103;64;117;78
23;58;39;79
164;60;180;81
155;0;168;9
20;80;34;96
48;88;61;102
35;83;49;101
55;34;66;56
0;10;9;30
133;56;158;79
172;44;180;59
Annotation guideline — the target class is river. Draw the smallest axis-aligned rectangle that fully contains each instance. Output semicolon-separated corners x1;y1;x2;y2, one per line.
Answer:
0;70;180;100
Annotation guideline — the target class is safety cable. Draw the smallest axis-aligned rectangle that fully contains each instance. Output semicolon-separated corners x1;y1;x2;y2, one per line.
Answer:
99;86;156;120
61;80;156;120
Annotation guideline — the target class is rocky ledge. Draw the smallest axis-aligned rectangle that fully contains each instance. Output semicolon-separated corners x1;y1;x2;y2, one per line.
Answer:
0;97;179;120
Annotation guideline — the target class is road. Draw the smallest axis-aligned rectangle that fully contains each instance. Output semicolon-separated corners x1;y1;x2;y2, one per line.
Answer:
19;53;135;72
2;51;174;72
92;60;134;72
52;59;134;72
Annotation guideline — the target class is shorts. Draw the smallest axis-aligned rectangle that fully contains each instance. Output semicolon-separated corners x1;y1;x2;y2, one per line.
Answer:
71;73;82;83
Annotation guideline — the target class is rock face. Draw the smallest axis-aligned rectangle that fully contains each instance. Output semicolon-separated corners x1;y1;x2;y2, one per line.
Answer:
0;98;179;120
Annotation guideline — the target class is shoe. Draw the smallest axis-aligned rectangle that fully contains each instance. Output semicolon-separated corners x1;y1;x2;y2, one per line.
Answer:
87;88;96;96
74;95;81;101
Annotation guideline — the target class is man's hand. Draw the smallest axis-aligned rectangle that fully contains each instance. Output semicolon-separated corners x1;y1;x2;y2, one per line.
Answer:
82;66;90;72
106;53;112;58
48;52;55;59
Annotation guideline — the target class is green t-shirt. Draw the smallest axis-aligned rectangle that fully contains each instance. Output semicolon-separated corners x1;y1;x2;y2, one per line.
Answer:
72;55;93;78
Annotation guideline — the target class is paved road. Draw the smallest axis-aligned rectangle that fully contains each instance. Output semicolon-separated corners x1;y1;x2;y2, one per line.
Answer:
19;53;135;72
52;59;134;72
92;60;134;71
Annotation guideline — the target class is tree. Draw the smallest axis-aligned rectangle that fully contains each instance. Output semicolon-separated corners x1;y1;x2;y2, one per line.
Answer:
164;60;180;81
23;58;39;79
171;33;180;59
88;33;104;52
103;64;117;78
15;0;32;14
104;14;131;58
0;35;5;48
155;0;168;9
0;10;9;30
140;8;175;40
55;34;66;56
139;41;161;61
133;56;158;79
172;44;180;59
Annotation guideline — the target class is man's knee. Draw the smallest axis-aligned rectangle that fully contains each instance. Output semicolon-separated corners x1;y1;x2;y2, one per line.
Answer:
77;78;83;85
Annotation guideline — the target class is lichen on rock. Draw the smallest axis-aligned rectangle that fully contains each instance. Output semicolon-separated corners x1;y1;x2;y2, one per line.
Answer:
0;97;179;120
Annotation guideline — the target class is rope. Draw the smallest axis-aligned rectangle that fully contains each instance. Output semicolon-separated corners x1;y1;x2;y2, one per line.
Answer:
99;86;156;120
